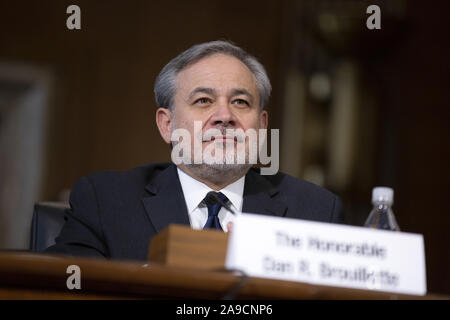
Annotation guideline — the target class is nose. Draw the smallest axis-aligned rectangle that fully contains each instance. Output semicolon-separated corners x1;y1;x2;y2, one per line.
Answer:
210;99;236;127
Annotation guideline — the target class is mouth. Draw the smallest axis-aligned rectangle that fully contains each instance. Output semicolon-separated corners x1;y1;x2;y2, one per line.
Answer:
203;136;238;143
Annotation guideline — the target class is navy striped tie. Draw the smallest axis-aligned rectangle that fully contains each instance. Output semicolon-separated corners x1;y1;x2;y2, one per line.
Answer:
203;192;229;231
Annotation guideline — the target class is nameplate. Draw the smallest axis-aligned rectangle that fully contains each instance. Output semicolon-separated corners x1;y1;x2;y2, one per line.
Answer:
225;214;426;295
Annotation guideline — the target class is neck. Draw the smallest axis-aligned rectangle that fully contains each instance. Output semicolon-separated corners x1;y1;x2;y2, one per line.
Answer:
177;164;248;190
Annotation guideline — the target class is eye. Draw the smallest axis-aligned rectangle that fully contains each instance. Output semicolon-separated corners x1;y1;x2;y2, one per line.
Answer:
194;97;213;105
232;99;250;106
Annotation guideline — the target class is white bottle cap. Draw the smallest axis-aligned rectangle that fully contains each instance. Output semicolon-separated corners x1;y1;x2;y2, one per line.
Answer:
372;187;394;205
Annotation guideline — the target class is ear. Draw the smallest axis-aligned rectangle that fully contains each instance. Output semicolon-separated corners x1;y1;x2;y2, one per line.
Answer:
260;110;268;129
156;107;173;144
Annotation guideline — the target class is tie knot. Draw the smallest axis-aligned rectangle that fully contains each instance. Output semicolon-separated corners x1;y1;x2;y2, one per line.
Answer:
202;192;229;231
216;192;229;203
203;191;229;209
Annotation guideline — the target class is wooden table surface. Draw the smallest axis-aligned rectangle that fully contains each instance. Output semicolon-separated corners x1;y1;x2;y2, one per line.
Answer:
0;252;447;300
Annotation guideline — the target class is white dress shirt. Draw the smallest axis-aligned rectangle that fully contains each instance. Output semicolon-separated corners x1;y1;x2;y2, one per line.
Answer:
177;167;244;232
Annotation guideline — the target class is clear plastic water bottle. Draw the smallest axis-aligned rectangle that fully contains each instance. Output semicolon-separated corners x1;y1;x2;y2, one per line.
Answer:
364;187;400;231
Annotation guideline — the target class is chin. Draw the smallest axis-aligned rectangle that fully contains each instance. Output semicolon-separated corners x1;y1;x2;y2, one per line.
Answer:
185;163;251;183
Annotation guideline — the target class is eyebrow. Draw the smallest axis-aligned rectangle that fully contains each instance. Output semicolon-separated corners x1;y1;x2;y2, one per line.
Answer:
188;87;255;104
188;87;217;101
230;88;254;104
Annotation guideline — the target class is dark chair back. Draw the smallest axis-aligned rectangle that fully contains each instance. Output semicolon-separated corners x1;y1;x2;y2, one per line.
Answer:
30;202;69;252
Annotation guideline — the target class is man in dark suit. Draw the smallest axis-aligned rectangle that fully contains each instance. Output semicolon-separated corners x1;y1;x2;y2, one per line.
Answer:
46;41;343;261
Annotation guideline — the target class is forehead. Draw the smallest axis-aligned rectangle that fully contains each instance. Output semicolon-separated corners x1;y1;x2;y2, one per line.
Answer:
175;54;258;96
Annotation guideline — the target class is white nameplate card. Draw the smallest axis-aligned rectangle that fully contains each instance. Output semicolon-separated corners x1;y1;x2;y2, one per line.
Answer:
226;213;426;296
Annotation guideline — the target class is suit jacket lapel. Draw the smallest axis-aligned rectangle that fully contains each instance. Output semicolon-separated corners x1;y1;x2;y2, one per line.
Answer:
141;164;190;233
142;165;287;232
242;169;288;217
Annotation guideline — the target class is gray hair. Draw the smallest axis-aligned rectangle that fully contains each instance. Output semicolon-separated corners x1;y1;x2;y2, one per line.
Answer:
154;40;271;111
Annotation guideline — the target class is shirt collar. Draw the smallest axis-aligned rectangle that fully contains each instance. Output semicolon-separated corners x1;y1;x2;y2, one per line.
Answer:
177;167;245;214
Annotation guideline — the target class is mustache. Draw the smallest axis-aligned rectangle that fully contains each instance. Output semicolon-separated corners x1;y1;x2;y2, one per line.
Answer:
202;127;247;142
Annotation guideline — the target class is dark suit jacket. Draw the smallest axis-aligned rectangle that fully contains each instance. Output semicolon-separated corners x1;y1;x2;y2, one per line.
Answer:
46;163;343;261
